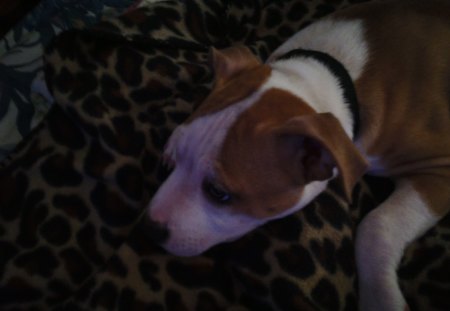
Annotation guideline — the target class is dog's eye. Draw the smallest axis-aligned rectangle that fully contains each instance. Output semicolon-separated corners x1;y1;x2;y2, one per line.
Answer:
203;179;232;205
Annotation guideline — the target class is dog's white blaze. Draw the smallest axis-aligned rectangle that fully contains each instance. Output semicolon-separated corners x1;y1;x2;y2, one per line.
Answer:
151;90;270;256
356;180;439;310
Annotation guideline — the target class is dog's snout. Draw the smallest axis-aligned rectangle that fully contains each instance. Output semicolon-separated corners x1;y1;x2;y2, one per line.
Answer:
143;217;170;244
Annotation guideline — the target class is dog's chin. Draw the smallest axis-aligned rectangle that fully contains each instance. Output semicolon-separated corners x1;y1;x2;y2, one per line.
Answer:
162;244;209;257
161;234;244;257
160;239;214;257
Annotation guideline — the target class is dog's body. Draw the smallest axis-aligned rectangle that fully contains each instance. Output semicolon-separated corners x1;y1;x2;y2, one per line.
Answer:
148;1;450;310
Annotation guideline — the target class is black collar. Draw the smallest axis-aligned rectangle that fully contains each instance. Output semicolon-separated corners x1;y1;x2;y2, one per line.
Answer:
276;49;360;139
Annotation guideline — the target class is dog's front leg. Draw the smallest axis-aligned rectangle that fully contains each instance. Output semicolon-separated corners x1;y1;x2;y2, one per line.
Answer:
355;175;449;311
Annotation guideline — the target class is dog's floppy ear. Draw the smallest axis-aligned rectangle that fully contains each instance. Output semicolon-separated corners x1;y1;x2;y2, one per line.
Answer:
210;46;261;87
188;47;270;121
275;113;368;202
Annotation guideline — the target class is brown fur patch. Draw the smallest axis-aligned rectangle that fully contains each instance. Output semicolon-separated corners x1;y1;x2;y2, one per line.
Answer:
217;88;316;218
336;0;450;215
188;65;271;122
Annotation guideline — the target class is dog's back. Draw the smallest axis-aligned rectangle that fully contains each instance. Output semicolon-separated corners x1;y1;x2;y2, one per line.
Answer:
337;0;450;180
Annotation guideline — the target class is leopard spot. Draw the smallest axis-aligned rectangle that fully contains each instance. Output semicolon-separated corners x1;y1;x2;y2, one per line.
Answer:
208;233;271;276
196;291;222;311
99;117;145;157
311;278;340;311
84;141;115;179
336;237;356;277
116;47;144;86
310;238;337;274
47;279;73;305
150;127;172;151
303;203;324;229
74;278;96;302
68;72;99;101
16;139;53;169
265;8;283;28
0;172;28;221
48;109;86;149
232;268;269;296
107;255;128;278
54;67;75;94
344;293;358;311
130;79;173;103
116;164;144;201
91;183;141;227
398;245;445;280
0;241;19;278
41;153;83;187
418;282;450;310
91;281;117;310
265;215;303;242
316;193;350;230
14;246;59;278
288;2;309;21
275;245;316;279
77;223;105;265
165;289;188;311
146;56;180;78
60;248;92;285
141;150;159;176
166;259;233;298
100;74;130;111
271;277;315;311
100;227;123;248
82;95;107;118
313;3;337;19
118;287;164;311
0;277;42;304
139;260;162;291
427;258;450;283
53;194;90;221
40;215;71;246
277;25;295;38
17;195;47;248
144;107;167;127
167;111;190;125
65;105;98;137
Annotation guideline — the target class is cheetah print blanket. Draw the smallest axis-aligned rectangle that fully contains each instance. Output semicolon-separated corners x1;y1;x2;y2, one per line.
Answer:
1;0;449;310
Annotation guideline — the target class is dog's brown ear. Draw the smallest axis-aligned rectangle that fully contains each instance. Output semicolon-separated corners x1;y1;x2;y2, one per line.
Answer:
187;47;270;122
210;46;261;87
275;113;368;202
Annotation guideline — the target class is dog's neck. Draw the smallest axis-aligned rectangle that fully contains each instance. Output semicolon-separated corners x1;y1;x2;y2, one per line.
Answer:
267;49;359;140
276;49;360;138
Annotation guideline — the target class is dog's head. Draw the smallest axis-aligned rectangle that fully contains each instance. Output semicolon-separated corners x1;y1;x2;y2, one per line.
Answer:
147;46;367;256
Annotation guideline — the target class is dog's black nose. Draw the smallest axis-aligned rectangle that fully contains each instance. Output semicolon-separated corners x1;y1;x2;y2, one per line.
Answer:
141;217;170;244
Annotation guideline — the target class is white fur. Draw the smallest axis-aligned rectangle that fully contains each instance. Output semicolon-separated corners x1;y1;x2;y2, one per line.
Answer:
268;19;369;81
356;180;439;311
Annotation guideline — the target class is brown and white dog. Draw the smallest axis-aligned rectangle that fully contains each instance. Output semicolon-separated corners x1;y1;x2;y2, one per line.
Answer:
147;0;450;310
